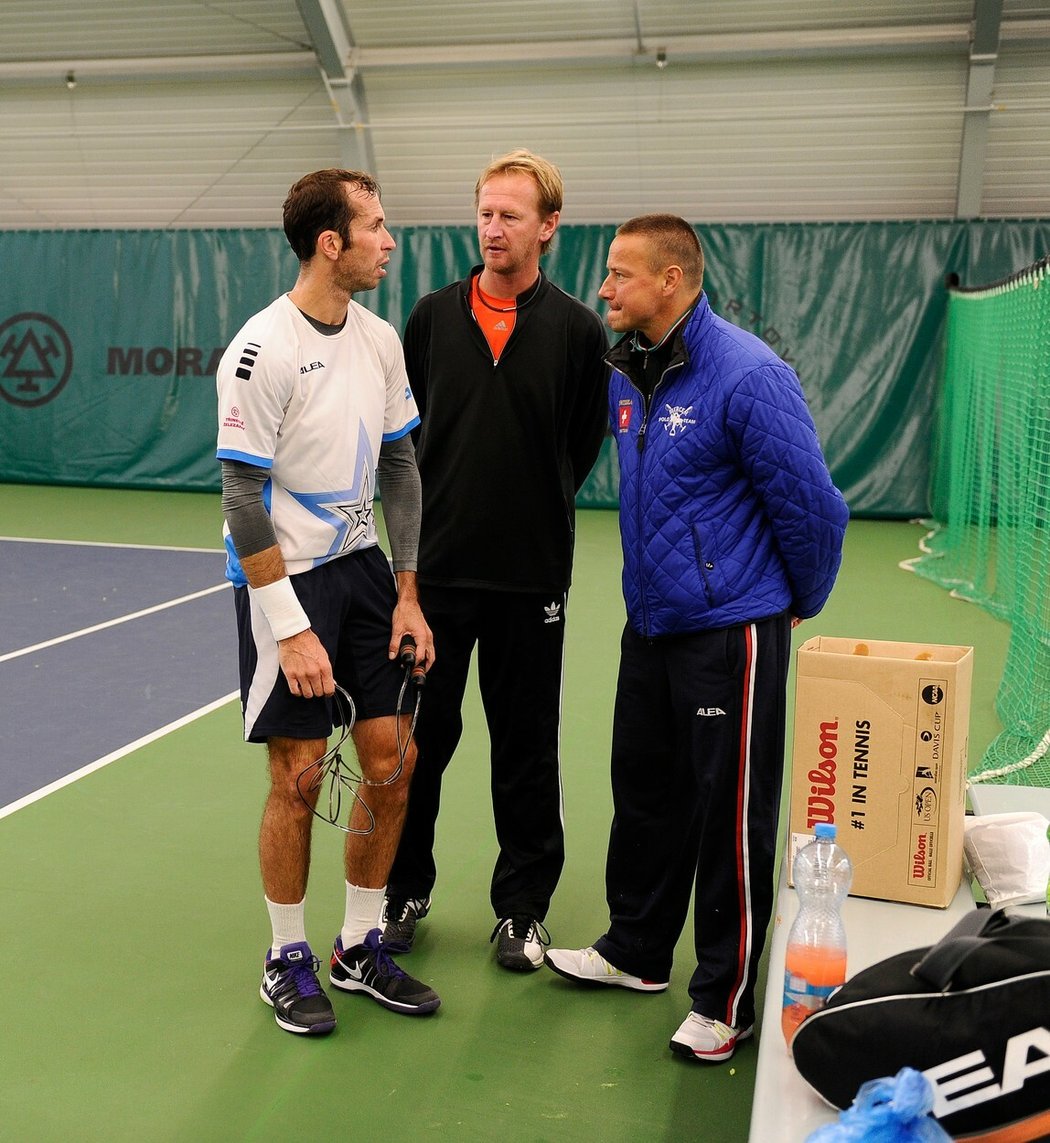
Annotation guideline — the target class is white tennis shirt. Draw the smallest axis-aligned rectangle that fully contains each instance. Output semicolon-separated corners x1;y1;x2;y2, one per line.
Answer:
216;294;419;586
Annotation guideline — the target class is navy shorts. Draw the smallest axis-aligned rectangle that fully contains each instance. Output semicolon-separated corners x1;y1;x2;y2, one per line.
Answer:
234;546;406;743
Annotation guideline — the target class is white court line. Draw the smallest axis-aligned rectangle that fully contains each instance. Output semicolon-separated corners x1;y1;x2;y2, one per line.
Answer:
0;691;240;821
0;582;231;664
0;535;224;554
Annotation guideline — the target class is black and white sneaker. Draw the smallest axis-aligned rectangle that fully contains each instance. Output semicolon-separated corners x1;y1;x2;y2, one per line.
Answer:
330;929;441;1015
260;941;336;1035
491;915;549;971
381;895;431;949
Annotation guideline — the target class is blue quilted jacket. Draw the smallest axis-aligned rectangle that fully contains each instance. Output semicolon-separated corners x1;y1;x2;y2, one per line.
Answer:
608;294;848;637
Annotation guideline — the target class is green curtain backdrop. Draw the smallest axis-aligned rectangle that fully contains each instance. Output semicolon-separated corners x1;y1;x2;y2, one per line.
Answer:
1;221;1047;514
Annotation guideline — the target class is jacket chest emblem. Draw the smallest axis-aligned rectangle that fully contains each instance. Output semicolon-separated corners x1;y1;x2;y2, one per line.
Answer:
617;399;633;433
659;404;696;436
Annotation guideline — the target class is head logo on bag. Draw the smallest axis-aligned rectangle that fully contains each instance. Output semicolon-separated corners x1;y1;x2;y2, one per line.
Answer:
925;1024;1050;1122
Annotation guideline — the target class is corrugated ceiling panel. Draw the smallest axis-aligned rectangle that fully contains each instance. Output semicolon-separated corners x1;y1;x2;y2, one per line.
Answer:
340;0;974;47
0;77;341;228
0;2;1047;228
1005;0;1050;16
983;46;1050;217
366;54;969;224
1;0;309;60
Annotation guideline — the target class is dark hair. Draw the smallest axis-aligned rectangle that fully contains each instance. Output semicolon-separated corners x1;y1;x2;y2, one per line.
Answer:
616;214;704;286
282;169;382;262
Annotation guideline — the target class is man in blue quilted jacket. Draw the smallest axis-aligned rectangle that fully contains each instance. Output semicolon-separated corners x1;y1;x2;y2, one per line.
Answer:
544;214;848;1064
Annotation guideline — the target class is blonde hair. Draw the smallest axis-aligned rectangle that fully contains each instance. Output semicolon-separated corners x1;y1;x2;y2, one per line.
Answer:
475;149;563;254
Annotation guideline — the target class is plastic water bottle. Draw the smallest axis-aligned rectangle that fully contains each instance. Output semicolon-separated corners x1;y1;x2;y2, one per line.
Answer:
782;822;852;1048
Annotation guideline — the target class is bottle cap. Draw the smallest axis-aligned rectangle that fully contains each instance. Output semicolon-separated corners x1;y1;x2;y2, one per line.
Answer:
814;823;837;841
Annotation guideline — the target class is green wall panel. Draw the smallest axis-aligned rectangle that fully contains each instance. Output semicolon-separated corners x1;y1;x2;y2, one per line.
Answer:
1;221;1047;515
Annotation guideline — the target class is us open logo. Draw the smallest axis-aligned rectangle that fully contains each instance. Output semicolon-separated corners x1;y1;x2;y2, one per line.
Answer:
0;312;73;407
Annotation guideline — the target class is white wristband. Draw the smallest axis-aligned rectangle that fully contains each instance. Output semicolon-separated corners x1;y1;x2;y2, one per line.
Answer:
250;577;310;642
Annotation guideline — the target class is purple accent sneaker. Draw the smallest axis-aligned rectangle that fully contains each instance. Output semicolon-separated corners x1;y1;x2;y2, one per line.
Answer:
330;928;440;1015
260;941;336;1035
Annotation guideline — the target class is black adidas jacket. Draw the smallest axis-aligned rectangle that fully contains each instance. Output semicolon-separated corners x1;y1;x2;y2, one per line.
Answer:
405;267;609;593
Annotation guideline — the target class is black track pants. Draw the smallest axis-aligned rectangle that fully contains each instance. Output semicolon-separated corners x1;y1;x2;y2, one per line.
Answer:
594;613;791;1029
387;585;567;920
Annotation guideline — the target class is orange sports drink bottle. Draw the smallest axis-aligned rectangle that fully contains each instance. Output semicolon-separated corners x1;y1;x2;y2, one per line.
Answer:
781;943;848;1044
782;822;852;1050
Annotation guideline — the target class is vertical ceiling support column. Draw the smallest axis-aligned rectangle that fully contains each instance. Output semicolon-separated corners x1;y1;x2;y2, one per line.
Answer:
296;0;377;174
955;0;1003;219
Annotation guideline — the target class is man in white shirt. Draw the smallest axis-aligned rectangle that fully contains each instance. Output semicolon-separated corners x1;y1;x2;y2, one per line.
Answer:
216;169;439;1036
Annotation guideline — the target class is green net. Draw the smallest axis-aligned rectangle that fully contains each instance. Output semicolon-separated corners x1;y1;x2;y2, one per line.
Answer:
905;255;1050;786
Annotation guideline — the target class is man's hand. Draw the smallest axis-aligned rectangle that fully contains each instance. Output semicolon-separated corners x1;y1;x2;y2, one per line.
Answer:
389;598;434;670
388;571;435;675
278;628;335;698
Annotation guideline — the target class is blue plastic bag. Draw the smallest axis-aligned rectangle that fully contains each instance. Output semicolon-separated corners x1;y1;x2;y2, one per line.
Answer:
804;1067;952;1143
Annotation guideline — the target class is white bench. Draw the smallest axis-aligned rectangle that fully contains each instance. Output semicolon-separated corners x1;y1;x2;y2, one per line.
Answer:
748;861;975;1139
749;782;1049;1140
968;782;1050;822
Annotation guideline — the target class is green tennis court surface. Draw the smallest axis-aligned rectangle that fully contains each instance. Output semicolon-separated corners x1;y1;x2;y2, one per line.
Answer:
0;485;1007;1142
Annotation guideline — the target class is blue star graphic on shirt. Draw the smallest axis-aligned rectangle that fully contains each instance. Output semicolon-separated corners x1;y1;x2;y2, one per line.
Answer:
287;426;376;561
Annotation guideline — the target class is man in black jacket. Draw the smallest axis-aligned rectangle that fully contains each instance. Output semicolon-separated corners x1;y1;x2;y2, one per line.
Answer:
383;149;609;970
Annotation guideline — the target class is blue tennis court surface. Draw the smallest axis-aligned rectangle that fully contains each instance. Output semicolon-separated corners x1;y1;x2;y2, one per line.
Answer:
0;539;238;809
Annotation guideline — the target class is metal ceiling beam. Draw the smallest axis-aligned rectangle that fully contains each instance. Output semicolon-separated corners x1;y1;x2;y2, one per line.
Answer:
956;0;1004;219
295;0;376;174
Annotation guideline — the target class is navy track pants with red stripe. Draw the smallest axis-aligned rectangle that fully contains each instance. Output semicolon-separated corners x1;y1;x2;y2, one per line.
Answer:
593;612;791;1030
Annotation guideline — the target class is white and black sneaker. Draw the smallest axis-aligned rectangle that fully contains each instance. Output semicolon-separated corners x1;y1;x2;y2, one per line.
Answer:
260;941;336;1035
330;929;441;1015
381;895;431;949
491;915;550;971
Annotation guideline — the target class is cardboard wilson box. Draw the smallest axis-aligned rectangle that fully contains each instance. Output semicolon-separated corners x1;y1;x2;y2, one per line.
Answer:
788;636;973;908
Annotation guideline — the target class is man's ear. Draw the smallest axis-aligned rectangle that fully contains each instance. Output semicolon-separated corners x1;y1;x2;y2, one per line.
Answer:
663;264;684;293
317;229;343;262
